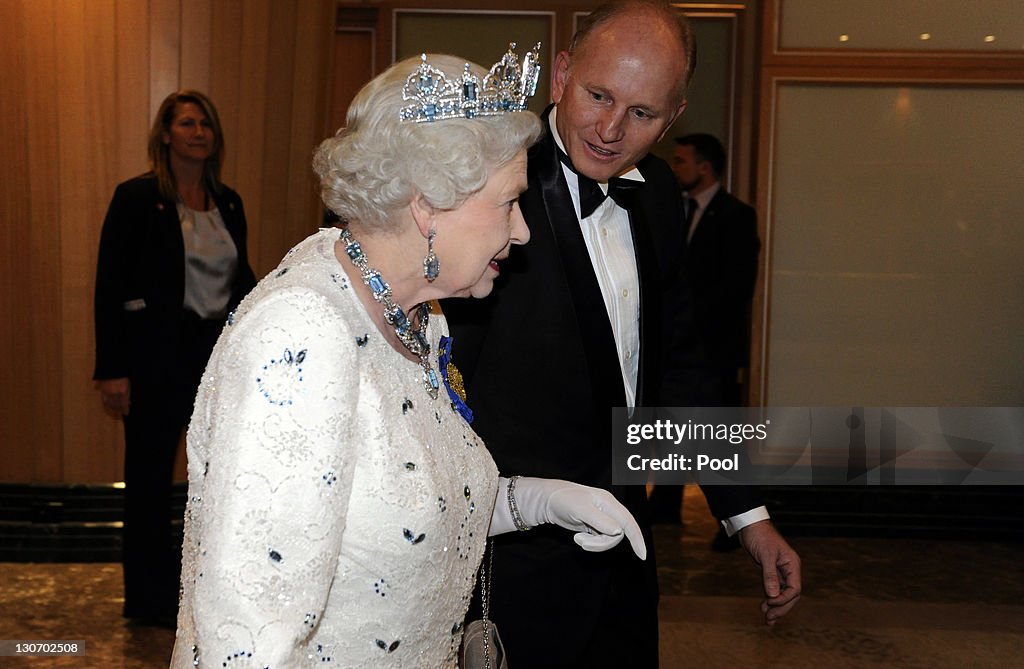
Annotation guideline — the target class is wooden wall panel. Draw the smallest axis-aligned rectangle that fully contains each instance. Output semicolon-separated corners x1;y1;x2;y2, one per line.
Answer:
115;0;152;181
82;0;152;483
234;0;271;275
258;0;299;273
0;0;335;483
0;0;35;481
209;0;245;188
149;0;181;119
330;32;374;136
287;0;337;243
23;0;64;482
58;0;121;482
55;0;95;480
180;0;213;93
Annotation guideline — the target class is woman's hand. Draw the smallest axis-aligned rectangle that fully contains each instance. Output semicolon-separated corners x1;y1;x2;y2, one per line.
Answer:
95;378;131;416
489;477;647;560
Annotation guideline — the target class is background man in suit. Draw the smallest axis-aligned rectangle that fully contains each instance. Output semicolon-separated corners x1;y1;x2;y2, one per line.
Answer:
649;133;763;535
445;2;801;666
673;132;760;405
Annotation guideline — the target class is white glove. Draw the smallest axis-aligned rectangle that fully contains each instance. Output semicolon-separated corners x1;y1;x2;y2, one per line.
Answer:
488;477;646;560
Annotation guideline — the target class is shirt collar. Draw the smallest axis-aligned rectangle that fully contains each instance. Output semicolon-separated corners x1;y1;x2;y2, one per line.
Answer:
687;181;721;211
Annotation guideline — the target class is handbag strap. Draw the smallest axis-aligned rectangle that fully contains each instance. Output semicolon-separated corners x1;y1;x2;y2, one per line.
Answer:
480;539;495;669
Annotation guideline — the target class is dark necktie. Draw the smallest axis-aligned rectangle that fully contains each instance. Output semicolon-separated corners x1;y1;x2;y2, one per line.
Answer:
557;148;641;218
683;196;699;242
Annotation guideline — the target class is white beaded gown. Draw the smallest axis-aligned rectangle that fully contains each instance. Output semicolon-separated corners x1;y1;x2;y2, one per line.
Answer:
170;229;498;668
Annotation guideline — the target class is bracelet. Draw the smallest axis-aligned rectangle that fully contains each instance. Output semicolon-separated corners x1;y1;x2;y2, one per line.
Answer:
507;476;531;532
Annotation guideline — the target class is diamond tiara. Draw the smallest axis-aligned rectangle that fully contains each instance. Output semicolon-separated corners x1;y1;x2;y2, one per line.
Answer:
399;42;542;123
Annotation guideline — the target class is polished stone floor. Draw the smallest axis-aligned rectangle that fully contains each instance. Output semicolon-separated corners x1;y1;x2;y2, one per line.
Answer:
657;488;1024;668
1;487;1021;668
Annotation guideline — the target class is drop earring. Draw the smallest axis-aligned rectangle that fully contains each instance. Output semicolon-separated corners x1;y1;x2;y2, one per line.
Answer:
423;228;440;281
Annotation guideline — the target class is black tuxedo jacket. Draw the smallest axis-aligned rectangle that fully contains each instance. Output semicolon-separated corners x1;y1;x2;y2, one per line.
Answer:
93;173;257;383
685;186;760;370
443;108;762;663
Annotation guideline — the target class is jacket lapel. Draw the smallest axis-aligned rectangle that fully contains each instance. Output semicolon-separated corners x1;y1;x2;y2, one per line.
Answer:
531;111;626;409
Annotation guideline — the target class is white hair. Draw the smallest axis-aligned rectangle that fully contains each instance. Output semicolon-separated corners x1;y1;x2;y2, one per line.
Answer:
313;54;542;230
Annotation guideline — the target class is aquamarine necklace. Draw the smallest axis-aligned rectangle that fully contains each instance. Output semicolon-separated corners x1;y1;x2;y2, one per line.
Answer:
340;227;439;399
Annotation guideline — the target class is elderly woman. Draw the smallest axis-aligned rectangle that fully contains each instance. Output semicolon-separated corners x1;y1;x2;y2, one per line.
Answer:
171;47;645;668
94;90;256;627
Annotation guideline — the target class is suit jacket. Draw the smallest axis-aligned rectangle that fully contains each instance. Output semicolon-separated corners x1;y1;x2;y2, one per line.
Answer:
685;187;760;370
443;108;762;658
93;173;257;383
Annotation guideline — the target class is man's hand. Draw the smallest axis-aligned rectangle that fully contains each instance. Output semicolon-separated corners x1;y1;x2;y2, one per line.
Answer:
737;519;802;625
95;377;131;416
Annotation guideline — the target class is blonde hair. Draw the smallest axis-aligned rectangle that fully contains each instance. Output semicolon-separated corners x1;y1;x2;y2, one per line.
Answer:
313;54;542;231
147;90;226;201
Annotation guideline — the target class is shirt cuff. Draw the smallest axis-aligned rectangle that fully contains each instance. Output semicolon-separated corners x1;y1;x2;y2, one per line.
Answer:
720;506;770;537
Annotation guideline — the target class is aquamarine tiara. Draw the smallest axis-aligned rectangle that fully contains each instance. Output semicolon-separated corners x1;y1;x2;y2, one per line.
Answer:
400;42;541;123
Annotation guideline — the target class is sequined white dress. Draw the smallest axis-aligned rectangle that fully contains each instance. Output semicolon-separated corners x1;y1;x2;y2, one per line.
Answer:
170;229;498;668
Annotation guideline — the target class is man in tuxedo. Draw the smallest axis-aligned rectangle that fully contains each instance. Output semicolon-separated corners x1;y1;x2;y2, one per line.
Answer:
445;2;801;666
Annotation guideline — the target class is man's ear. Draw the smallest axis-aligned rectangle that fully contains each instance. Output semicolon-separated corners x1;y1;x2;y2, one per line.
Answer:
551;50;572;103
657;98;688;142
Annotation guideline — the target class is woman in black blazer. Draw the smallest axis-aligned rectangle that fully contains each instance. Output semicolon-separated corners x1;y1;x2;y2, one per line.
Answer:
93;90;256;627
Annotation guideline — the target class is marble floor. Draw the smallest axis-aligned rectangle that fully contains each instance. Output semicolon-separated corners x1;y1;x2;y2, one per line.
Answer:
657;488;1024;668
1;487;1021;668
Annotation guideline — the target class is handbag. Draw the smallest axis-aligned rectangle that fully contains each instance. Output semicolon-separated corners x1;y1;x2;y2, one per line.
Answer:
459;541;508;669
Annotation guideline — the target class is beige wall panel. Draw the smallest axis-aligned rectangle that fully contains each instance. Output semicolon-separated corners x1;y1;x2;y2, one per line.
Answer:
180;0;213;93
0;0;35;481
234;0;271;276
765;83;1024;406
778;0;1023;52
150;0;181;117
209;0;244;188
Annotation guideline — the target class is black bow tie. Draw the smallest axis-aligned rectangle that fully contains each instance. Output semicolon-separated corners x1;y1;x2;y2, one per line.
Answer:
557;148;641;218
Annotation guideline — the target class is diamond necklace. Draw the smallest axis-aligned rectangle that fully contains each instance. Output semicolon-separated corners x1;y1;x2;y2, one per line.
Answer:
340;226;440;399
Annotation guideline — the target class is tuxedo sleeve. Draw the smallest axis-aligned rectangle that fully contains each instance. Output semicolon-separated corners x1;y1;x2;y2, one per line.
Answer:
655;194;764;520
